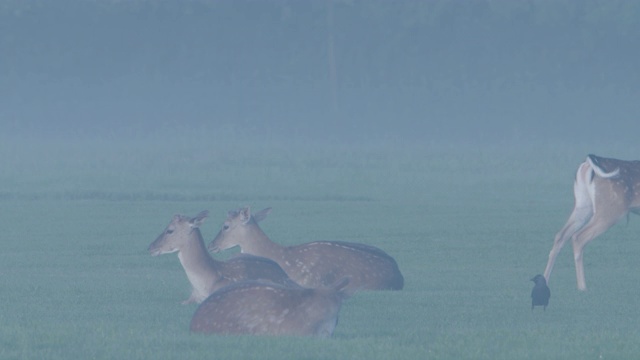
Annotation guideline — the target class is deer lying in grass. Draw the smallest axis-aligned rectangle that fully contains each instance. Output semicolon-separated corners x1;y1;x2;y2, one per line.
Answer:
148;210;294;304
190;278;349;337
208;207;404;294
544;154;640;290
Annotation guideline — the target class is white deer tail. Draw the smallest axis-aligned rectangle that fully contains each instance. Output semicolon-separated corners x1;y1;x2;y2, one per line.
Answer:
586;155;620;179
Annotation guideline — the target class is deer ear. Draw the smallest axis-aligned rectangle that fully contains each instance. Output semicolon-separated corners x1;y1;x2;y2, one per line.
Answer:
253;207;272;223
190;210;208;228
239;207;251;224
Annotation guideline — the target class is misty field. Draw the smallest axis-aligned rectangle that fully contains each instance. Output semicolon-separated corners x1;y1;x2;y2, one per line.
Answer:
2;138;640;359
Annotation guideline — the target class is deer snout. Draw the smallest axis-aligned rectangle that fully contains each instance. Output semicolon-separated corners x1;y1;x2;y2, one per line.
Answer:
148;243;163;256
148;243;177;256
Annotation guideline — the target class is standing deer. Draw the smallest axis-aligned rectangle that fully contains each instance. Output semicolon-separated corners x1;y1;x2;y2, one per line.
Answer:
208;207;404;294
190;278;350;337
148;210;294;304
544;154;640;290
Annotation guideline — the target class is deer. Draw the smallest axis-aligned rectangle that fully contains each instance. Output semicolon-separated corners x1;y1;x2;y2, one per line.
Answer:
190;278;350;337
148;210;295;304
207;207;404;294
544;154;640;291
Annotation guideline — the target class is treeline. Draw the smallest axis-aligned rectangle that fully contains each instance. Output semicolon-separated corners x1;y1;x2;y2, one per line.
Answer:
1;1;639;141
3;0;638;87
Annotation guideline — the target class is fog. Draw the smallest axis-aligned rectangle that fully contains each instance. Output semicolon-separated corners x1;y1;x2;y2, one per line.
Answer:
2;0;639;147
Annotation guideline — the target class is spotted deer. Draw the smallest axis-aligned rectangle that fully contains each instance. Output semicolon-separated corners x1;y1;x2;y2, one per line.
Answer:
208;207;404;294
148;210;294;304
544;154;640;290
190;278;350;337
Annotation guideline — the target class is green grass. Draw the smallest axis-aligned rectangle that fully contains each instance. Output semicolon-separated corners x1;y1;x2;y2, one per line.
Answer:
2;135;640;359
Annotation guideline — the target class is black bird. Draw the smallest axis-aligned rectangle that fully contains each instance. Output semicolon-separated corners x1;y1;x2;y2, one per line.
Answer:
530;274;550;311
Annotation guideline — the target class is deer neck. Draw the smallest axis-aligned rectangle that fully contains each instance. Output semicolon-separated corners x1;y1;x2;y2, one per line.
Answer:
177;228;221;295
241;222;286;261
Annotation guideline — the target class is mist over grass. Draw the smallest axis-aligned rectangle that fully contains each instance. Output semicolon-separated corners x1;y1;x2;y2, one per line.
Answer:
0;129;591;204
3;126;639;203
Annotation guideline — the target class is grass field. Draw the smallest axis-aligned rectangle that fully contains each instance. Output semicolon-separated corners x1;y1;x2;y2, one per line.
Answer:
2;135;640;359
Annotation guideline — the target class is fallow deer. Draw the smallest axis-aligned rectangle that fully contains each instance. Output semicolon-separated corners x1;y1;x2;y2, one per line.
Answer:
148;210;294;304
208;207;404;294
544;154;640;290
190;278;350;337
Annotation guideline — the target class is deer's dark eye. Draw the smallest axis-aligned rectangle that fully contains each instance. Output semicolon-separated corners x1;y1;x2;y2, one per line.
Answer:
223;224;230;231
166;229;174;235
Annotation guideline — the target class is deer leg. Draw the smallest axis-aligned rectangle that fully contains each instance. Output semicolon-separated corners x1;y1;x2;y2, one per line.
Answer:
571;213;620;291
545;161;596;283
544;204;592;283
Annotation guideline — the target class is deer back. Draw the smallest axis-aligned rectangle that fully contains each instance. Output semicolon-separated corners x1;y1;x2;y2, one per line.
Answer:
189;279;349;337
282;240;404;292
219;254;299;288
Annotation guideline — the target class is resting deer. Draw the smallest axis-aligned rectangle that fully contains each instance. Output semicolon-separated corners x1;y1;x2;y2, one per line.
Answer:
148;210;294;304
208;207;404;294
544;154;640;290
190;278;350;337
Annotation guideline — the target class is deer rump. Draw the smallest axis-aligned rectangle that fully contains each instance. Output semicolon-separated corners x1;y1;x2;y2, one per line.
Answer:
584;154;640;213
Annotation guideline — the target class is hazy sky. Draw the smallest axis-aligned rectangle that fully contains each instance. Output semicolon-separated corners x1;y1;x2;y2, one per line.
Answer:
2;1;639;145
